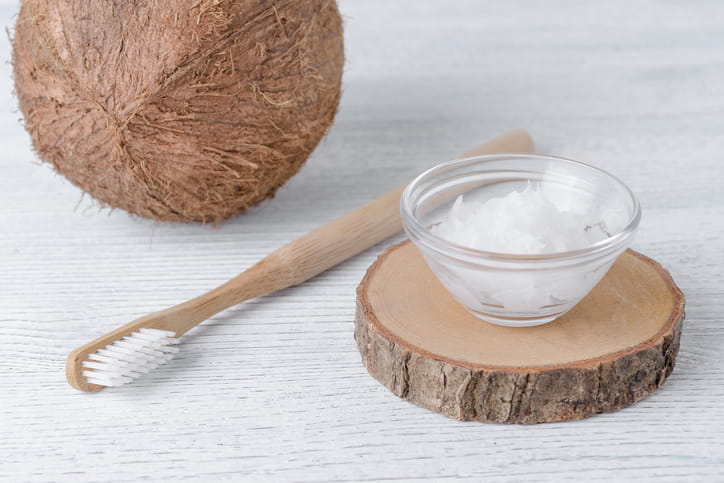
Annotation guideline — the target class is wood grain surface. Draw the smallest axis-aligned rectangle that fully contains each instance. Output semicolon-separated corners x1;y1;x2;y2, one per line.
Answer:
1;0;723;481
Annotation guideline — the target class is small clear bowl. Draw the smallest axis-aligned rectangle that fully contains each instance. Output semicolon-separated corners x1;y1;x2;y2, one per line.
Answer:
400;154;641;327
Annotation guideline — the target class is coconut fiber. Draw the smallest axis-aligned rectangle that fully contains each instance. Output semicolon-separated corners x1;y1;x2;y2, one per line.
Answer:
13;0;344;223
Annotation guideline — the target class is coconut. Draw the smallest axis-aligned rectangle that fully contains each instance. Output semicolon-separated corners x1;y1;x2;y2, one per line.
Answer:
13;0;344;223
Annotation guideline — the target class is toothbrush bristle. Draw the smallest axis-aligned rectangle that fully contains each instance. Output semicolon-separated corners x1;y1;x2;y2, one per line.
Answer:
82;328;180;387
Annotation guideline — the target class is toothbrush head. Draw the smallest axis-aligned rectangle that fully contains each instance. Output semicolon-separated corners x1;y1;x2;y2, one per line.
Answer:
67;328;180;391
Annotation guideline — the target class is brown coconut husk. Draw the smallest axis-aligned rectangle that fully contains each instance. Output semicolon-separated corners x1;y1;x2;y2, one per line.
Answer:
13;0;344;223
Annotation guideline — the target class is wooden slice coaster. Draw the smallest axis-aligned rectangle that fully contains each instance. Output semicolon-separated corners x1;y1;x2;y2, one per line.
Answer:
355;241;685;424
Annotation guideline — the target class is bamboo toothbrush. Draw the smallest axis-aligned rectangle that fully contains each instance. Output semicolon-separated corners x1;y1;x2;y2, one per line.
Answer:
66;130;534;391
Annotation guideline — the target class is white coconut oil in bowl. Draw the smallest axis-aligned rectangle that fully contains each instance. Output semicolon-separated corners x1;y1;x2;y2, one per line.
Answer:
400;154;641;327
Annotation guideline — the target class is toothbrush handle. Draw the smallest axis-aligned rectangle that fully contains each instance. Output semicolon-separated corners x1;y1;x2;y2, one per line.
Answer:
168;129;534;334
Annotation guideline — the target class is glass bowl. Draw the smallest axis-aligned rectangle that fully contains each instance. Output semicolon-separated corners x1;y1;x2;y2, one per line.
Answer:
400;154;641;327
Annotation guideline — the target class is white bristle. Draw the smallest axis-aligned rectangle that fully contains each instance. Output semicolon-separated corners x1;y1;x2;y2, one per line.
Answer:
82;328;180;387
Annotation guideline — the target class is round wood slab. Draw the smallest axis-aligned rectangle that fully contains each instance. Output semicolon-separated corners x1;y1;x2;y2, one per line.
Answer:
355;241;685;424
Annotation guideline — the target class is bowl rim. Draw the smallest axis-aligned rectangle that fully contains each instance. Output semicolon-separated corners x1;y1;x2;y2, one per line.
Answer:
400;153;642;262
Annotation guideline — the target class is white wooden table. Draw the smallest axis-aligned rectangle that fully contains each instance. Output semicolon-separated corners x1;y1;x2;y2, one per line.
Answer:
2;1;723;481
